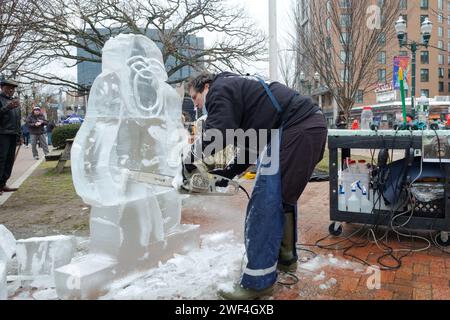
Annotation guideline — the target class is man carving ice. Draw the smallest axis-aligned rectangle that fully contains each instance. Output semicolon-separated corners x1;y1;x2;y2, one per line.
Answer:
184;72;328;300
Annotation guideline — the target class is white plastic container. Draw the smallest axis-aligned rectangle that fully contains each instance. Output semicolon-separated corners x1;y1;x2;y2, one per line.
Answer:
347;184;360;213
361;106;373;130
360;187;373;214
342;171;369;204
338;185;346;211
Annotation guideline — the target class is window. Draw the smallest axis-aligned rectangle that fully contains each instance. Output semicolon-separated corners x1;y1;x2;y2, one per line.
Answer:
340;32;352;45
439;82;445;92
439;14;444;24
378;51;386;64
439;0;444;10
339;0;352;8
340;14;351;28
448;69;450;79
420;0;429;9
439;26;443;38
438;40;444;49
421;69;429;82
448;82;450;92
378;69;386;83
399;0;407;10
448;56;450;65
439;54;445;65
378;32;386;46
340;69;350;82
421;89;430;98
355;90;364;104
400;51;409;57
439;68;445;78
421;51;429;64
448;43;450;52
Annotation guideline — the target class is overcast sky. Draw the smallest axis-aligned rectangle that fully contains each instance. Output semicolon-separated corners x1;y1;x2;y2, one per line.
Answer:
49;0;296;86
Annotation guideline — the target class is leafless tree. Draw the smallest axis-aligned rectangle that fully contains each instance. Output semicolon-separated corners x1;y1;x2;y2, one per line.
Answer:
21;0;266;90
0;0;44;77
294;0;400;126
278;48;299;89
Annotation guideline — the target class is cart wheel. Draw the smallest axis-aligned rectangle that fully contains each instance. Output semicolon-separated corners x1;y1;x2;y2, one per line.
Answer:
329;222;343;236
436;232;450;247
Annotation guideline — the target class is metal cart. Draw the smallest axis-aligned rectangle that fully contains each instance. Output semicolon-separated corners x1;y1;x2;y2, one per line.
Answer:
328;129;450;246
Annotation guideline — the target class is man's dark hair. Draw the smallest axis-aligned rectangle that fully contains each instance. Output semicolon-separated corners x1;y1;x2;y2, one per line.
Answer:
188;72;215;93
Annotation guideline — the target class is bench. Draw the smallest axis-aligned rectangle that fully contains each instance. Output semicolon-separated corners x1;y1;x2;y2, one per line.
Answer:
45;139;74;173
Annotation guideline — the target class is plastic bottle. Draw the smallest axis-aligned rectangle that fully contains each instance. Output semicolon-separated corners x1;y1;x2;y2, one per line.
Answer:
358;160;367;174
347;182;360;213
338;185;346;211
360;186;373;214
360;106;373;130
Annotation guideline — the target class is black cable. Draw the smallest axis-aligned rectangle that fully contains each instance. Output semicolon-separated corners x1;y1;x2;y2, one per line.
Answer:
239;185;251;200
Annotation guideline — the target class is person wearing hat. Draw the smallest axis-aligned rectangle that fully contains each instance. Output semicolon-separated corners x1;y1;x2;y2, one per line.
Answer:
0;78;22;196
26;106;49;160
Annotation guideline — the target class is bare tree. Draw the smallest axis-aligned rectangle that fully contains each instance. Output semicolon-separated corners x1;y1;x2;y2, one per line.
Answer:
294;0;400;126
21;0;266;90
278;48;299;89
0;0;44;77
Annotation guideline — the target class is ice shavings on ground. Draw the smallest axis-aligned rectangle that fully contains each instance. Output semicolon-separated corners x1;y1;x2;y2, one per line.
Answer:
298;253;365;292
319;278;337;290
313;271;326;281
299;253;364;273
99;231;244;300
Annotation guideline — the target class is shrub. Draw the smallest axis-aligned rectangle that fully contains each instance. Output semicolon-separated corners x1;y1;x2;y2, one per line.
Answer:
52;124;81;148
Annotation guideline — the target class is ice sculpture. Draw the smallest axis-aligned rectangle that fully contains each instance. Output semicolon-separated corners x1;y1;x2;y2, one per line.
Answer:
54;34;199;299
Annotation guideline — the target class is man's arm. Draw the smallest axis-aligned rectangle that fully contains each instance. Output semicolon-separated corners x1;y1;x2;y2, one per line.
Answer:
0;99;20;115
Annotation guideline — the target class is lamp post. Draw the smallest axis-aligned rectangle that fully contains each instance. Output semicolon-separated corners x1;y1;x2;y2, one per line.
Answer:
300;71;313;96
395;16;433;118
300;71;323;108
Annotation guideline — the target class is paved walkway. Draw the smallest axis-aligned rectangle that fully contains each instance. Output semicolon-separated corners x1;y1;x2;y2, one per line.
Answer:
184;179;450;300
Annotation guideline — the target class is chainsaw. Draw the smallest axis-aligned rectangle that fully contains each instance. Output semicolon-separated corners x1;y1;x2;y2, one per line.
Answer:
128;170;240;196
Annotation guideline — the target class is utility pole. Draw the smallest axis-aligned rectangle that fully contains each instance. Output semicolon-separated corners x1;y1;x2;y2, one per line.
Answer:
268;0;278;81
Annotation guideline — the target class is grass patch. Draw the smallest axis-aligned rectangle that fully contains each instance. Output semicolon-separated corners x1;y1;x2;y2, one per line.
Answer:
8;161;76;205
315;148;373;173
0;161;89;238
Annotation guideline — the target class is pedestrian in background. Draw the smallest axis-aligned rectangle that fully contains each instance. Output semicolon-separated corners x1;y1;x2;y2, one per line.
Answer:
21;119;30;148
26;106;49;160
46;120;55;146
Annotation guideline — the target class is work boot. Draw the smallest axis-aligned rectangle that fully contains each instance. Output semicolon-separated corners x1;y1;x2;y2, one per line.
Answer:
277;211;298;273
2;186;18;192
218;284;274;300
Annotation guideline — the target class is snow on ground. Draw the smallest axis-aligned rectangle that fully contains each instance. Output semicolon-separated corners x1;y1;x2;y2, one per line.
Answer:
7;233;368;300
100;231;245;300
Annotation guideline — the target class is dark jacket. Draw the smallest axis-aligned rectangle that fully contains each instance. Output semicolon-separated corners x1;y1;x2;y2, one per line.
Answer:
204;72;318;135
0;93;21;136
192;72;319;175
335;115;347;129
26;113;48;135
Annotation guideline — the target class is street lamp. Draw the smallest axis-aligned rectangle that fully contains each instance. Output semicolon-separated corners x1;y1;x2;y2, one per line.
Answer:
395;16;433;117
299;71;312;95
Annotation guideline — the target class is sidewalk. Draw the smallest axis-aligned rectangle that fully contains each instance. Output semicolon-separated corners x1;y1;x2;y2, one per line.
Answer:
182;180;450;300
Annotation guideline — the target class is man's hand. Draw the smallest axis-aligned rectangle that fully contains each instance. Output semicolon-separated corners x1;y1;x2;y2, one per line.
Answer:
7;99;20;110
210;168;235;188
